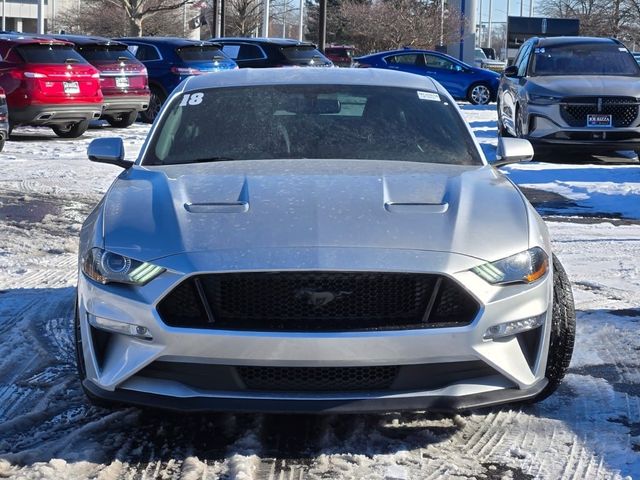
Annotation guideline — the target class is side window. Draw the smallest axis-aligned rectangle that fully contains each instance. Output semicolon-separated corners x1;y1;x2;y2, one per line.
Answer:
4;48;22;63
133;45;160;62
385;54;420;65
237;44;265;60
221;44;240;59
424;54;457;70
517;43;532;77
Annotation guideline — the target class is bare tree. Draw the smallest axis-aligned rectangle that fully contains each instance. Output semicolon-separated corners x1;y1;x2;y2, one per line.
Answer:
226;0;263;36
338;0;462;54
101;0;192;36
57;0;186;37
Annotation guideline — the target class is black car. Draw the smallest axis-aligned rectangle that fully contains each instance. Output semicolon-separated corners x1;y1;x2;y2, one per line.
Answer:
213;37;333;68
0;87;7;152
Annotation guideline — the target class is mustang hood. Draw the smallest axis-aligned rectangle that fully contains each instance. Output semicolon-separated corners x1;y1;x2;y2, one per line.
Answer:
102;160;529;262
528;75;640;97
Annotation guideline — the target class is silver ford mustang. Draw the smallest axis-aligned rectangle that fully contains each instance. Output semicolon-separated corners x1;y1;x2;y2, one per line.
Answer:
76;68;575;413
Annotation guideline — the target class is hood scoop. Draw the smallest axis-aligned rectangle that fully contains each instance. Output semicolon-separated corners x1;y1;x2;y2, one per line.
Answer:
383;174;449;213
183;176;249;213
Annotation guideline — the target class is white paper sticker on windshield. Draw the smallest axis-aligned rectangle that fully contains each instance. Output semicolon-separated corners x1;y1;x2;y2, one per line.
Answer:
534;47;545;54
417;91;440;101
619;47;628;51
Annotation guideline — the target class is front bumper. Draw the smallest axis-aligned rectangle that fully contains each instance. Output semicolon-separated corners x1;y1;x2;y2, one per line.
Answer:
84;376;548;413
77;247;553;413
525;104;640;150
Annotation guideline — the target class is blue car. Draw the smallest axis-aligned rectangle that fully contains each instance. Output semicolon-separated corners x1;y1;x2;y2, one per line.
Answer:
354;49;500;105
117;37;237;122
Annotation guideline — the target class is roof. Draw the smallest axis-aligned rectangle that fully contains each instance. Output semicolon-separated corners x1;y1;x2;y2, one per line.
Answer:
0;33;72;46
117;37;219;48
183;67;440;93
356;48;449;60
215;37;316;47
536;36;620;47
48;34;127;47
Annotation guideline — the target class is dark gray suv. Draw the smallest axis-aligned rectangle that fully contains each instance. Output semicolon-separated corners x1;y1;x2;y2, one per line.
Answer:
497;37;640;154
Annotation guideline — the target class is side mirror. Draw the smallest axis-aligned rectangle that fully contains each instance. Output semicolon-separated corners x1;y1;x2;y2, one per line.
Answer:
504;65;519;77
87;137;133;169
493;137;534;167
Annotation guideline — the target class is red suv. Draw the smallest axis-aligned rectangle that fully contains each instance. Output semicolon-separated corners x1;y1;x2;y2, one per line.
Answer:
0;34;103;138
51;35;150;128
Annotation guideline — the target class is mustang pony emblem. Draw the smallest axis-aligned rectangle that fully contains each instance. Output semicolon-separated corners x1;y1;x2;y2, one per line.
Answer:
295;288;353;307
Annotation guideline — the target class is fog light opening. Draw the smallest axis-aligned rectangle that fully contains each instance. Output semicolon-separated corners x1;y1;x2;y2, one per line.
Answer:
483;313;546;340
88;314;153;340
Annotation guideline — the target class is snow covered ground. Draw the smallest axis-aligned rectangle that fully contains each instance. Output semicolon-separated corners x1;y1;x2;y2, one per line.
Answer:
0;106;639;479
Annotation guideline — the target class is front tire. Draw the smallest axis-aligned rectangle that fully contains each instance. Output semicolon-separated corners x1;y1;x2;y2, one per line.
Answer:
529;255;576;403
52;120;89;139
467;83;492;105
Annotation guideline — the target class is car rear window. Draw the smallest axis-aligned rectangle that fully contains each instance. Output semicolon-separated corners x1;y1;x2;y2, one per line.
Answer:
281;46;329;63
144;84;482;166
76;44;136;62
531;43;640;76
176;45;227;62
15;44;88;64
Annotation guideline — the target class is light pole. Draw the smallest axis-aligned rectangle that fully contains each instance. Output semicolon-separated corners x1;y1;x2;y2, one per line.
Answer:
487;0;492;48
298;0;304;41
262;0;270;37
439;0;444;45
478;0;483;46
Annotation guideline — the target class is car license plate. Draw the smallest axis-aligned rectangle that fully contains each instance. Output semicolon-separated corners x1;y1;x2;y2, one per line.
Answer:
587;114;612;127
116;77;129;88
63;81;80;94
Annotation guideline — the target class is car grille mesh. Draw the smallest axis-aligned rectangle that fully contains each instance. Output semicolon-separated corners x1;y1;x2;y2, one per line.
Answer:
156;272;479;331
238;365;399;391
560;96;639;127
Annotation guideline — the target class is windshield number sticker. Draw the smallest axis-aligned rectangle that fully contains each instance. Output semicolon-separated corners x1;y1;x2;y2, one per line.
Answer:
417;91;440;102
180;92;204;107
534;47;545;54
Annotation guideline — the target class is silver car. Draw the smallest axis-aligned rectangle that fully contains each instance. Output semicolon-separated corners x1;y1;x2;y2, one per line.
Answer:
498;37;640;155
76;68;575;413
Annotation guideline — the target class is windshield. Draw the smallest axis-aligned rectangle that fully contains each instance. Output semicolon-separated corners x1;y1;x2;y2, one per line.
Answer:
531;43;640;76
176;45;227;62
77;44;136;62
475;49;487;60
15;44;88;64
143;84;482;166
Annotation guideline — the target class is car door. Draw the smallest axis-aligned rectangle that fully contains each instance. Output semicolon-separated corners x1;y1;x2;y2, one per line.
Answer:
500;41;533;136
382;53;426;77
423;53;467;98
128;43;166;89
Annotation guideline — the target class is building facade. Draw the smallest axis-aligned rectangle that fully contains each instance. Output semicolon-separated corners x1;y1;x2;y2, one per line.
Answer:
1;0;76;33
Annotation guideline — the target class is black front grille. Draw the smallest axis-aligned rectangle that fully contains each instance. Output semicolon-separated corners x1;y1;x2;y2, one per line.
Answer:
560;96;639;127
156;272;479;331
137;361;503;393
239;366;399;391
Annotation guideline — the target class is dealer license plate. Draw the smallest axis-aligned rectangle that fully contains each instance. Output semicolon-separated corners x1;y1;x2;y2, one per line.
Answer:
587;114;612;127
116;77;129;88
63;81;80;94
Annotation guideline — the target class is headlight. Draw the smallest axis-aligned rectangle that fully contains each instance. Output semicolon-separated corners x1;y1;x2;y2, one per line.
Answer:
471;247;549;285
82;247;165;285
528;94;562;105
